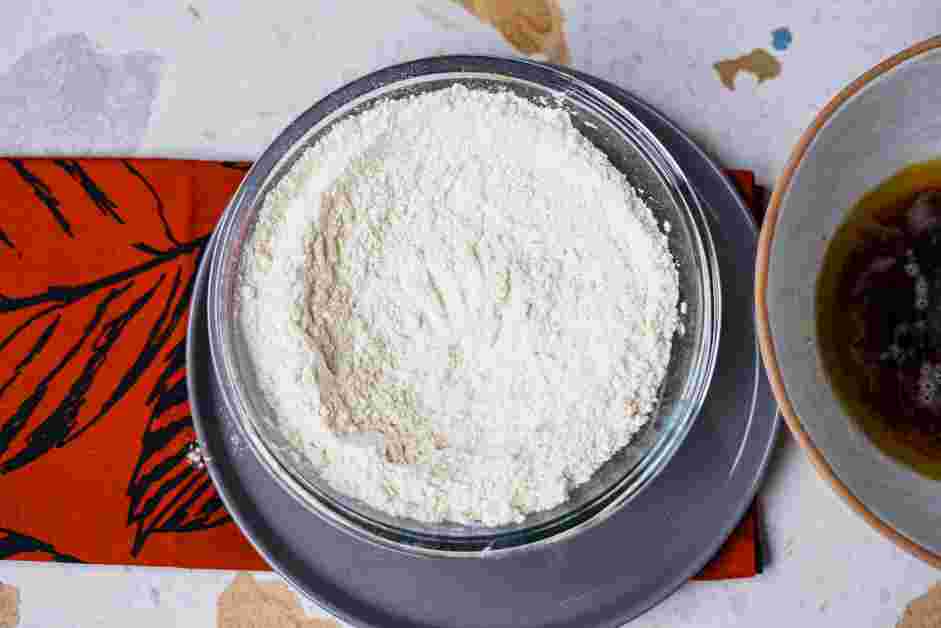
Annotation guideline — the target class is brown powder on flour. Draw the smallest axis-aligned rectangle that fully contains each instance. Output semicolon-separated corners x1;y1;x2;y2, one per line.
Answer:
303;191;444;464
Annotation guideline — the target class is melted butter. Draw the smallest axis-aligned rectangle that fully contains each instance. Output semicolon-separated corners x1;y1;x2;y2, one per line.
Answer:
817;159;941;479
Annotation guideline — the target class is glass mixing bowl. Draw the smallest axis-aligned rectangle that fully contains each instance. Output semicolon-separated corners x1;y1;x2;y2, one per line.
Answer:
206;55;721;557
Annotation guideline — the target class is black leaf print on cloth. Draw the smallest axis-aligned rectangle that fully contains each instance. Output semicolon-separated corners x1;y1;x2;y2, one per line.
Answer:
0;283;134;473
0;159;253;563
53;159;124;224
126;342;231;556
0;313;58;399
0;236;204;313
0;238;203;454
0;528;83;562
0;233;227;552
126;247;230;555
0;227;14;252
121;159;180;246
7;159;71;236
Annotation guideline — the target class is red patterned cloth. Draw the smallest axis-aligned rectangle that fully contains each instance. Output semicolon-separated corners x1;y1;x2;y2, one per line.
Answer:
0;158;760;577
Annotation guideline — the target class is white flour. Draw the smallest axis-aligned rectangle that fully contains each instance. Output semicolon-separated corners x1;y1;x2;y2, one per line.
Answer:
239;86;679;526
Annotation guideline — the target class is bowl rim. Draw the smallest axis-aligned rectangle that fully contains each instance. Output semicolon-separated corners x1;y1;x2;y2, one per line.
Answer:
207;54;720;557
755;35;941;568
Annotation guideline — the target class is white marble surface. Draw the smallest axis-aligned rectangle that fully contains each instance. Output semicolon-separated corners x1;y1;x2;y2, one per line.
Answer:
1;1;940;626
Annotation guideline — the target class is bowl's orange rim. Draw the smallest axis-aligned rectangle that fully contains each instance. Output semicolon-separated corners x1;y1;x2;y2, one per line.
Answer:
756;35;941;568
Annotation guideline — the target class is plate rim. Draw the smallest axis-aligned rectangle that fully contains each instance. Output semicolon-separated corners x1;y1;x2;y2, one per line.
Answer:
755;34;941;568
569;66;779;621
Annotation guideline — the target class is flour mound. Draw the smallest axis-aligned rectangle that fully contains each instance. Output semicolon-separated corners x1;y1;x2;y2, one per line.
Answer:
239;86;679;526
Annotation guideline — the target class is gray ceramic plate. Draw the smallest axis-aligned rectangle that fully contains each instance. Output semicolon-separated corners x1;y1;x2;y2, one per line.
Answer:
187;70;778;628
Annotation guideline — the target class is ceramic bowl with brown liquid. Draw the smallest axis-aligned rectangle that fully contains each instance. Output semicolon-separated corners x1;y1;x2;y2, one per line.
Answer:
758;36;941;566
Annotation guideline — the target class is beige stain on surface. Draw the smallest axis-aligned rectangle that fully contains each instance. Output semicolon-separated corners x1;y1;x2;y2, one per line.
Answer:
417;3;466;31
899;583;941;627
454;0;570;64
0;582;18;628
713;49;782;90
218;574;338;628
